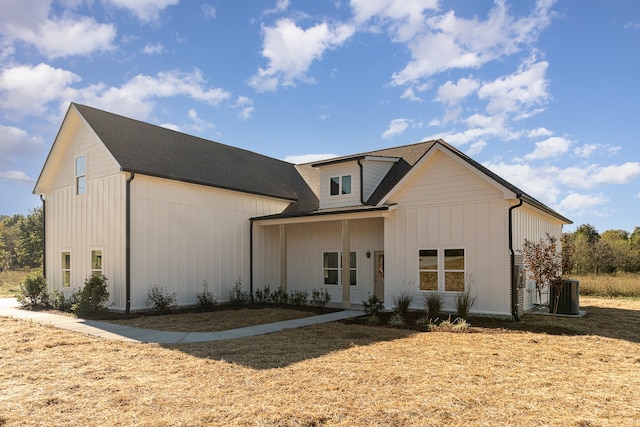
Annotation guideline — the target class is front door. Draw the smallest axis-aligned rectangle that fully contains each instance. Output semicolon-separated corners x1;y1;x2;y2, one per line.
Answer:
374;251;384;301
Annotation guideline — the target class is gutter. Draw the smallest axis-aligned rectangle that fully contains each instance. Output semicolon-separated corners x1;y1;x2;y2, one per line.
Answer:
508;197;524;321
40;195;46;279
125;172;135;314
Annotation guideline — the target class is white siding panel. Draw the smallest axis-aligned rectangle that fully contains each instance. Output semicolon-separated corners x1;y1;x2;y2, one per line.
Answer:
384;150;512;316
318;162;361;209
362;160;395;201
129;175;290;310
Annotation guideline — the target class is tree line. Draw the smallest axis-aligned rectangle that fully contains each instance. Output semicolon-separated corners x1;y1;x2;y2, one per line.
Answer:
0;207;43;270
1;207;638;275
563;224;640;274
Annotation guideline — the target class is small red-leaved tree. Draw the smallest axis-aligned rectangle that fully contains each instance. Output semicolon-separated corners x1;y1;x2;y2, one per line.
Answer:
520;232;563;311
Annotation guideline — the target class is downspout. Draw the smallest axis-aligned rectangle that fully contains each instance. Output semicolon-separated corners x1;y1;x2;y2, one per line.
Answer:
40;195;46;279
125;172;135;314
249;218;254;303
509;197;524;321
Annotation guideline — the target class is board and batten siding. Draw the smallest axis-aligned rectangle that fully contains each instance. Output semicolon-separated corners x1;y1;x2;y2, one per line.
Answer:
129;175;291;310
253;218;384;304
384;149;512;316
40;109;126;307
511;203;565;309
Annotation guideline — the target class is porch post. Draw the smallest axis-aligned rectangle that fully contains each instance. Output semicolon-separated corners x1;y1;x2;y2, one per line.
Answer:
279;224;287;292
341;219;351;308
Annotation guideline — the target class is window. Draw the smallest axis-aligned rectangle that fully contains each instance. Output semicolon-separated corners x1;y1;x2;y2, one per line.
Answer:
75;156;86;195
418;249;438;291
62;252;71;287
329;175;352;196
418;248;465;292
323;251;357;285
91;250;102;277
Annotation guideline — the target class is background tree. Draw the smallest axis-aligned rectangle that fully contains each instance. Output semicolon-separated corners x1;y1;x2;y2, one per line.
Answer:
15;207;43;269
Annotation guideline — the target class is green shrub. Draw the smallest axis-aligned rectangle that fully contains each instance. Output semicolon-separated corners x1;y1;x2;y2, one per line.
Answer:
363;294;385;317
416;316;438;331
270;286;288;304
72;275;110;315
195;280;216;311
392;287;414;318
388;312;405;327
50;290;72;312
17;271;48;307
423;292;442;320
146;285;177;314
310;288;331;307
367;314;381;325
289;290;309;306
455;289;476;319
254;284;272;303
228;278;250;305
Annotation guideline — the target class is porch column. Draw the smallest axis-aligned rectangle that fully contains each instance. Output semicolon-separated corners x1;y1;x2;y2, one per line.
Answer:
279;224;287;292
341;219;351;308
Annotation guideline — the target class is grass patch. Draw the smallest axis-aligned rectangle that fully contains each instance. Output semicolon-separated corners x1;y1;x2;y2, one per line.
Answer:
575;273;640;298
0;296;639;426
0;269;33;297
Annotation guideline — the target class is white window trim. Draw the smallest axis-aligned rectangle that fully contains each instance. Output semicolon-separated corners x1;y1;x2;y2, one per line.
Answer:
61;250;71;288
418;246;466;293
322;250;357;286
75;154;87;196
91;248;103;277
329;175;352;196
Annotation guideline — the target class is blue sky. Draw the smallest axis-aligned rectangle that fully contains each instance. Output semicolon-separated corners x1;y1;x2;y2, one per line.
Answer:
1;0;639;234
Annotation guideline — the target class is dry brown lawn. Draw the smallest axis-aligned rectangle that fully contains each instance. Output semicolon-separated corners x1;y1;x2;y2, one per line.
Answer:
106;307;317;332
1;296;639;426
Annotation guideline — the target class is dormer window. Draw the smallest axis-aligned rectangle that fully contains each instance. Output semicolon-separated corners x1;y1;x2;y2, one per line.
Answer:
330;175;351;196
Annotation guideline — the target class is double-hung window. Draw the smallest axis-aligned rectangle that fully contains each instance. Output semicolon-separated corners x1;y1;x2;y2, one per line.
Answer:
330;175;351;196
62;252;71;287
419;248;465;292
91;250;103;277
75;156;86;195
323;251;357;285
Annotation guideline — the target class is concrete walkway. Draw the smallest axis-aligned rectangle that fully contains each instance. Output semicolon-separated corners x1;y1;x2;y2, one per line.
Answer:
0;298;362;344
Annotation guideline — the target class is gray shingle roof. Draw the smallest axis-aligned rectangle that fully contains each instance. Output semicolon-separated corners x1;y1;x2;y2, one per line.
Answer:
74;103;313;203
72;104;570;224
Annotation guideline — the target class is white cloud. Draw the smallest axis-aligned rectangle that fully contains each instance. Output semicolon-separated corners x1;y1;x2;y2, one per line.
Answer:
160;123;180;131
436;77;479;106
390;0;555;85
284;153;337;164
558;192;608;213
527;127;553;138
234;96;254;120
483;160;562;205
624;22;640;30
478;60;549;116
401;87;423;102
72;69;232;120
186;108;215;132
201;3;216;20
264;0;290;15
590;162;640;186
0;63;234;122
467;140;487;156
249;18;355;92
351;0;439;42
0;125;44;170
142;43;165;54
0;63;81;117
102;0;180;22
382;118;412;139
524;136;572;161
0;7;116;59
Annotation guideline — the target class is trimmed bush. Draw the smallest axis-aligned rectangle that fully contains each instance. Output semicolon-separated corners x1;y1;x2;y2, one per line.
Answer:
146;285;177;314
228;278;250;305
17;271;48;307
72;275;110;315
